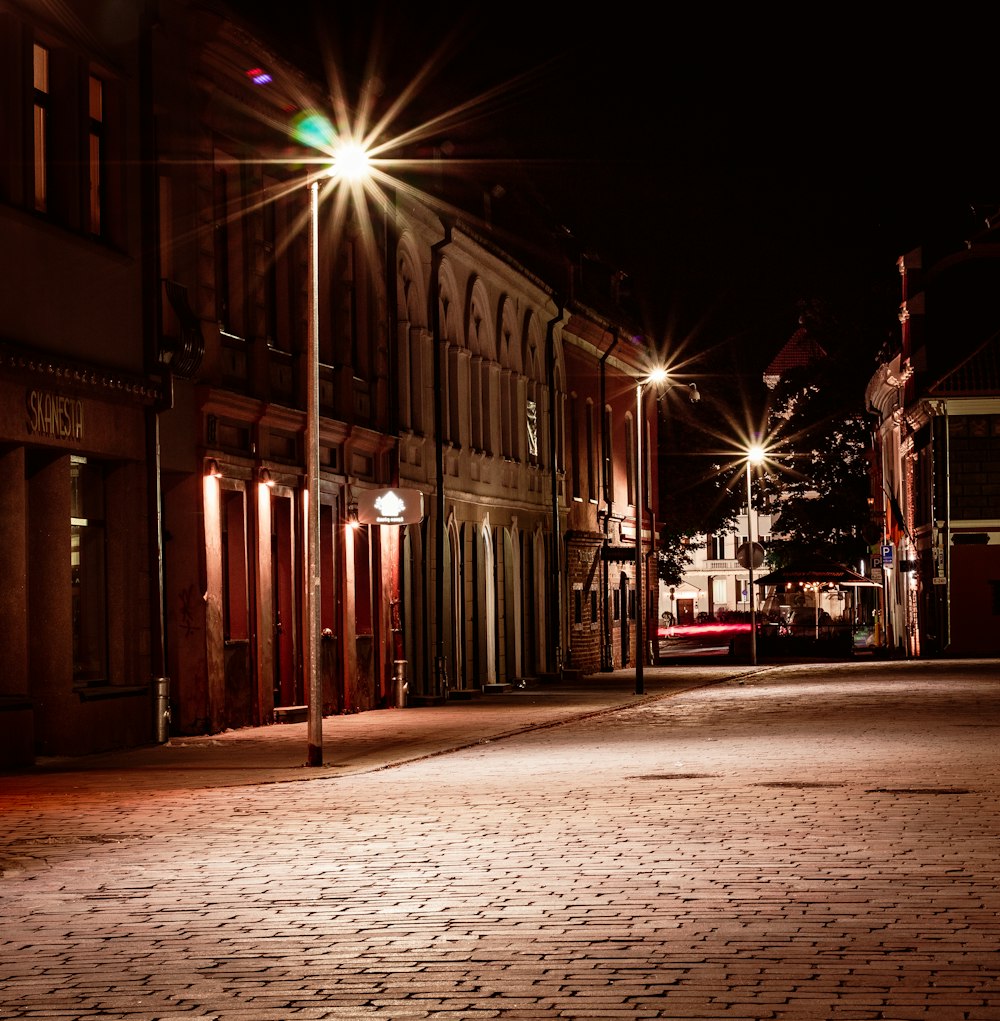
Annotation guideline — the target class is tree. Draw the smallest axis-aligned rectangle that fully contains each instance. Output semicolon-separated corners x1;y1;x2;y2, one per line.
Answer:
761;341;873;568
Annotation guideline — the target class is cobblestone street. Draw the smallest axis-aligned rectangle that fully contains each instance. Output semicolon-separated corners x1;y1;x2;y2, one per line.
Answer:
2;660;999;1020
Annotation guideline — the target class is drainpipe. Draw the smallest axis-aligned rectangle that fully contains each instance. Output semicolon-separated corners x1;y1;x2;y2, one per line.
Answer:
431;222;452;698
599;330;619;671
546;304;564;675
139;0;171;736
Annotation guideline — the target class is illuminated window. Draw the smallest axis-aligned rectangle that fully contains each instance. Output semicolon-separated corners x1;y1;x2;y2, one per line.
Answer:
33;43;49;212
586;400;597;502
71;457;107;682
88;75;103;234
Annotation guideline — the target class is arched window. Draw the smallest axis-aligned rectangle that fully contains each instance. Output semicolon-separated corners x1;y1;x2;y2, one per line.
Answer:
625;412;635;506
570;393;580;500
603;405;614;504
586;399;596;502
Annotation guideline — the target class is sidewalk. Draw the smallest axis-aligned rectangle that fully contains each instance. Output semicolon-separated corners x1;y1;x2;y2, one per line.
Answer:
1;664;762;795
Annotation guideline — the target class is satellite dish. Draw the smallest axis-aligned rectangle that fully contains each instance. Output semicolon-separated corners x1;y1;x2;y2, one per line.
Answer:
736;541;765;569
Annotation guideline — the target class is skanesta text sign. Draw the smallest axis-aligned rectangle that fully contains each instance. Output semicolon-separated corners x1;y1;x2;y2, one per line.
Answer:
26;389;84;442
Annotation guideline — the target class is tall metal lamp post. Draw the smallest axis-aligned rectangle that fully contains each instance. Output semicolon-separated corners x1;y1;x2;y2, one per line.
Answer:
634;367;668;696
305;142;371;767
745;444;765;666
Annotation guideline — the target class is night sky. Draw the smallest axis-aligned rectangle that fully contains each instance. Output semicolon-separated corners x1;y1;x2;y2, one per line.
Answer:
249;3;1000;371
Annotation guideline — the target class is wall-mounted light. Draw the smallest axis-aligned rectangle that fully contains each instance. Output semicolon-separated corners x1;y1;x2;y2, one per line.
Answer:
259;468;275;487
346;500;359;530
205;459;222;479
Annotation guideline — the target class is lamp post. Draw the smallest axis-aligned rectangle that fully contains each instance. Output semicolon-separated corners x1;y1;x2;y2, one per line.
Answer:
304;177;323;766
634;367;668;695
304;142;371;768
746;444;765;666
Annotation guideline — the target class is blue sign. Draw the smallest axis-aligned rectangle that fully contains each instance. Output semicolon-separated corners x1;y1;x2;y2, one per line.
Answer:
881;544;893;566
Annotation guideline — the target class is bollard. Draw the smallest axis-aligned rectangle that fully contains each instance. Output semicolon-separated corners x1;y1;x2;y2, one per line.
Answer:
154;676;171;743
393;660;408;708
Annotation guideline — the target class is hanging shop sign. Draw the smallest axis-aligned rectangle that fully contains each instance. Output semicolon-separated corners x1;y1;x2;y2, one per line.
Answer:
356;488;424;526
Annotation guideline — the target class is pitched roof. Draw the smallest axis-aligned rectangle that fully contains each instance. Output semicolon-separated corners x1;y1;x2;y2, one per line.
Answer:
764;327;828;383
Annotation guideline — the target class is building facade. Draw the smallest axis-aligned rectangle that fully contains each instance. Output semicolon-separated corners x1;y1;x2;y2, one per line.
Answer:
1;0;659;763
866;235;1000;657
659;507;776;629
0;0;166;765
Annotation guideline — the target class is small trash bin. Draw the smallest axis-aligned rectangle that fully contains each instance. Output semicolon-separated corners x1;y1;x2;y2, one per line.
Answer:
393;660;408;708
154;676;171;743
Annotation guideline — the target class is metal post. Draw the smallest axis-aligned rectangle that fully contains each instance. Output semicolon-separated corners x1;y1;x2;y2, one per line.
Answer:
306;180;323;766
746;458;757;665
635;381;645;695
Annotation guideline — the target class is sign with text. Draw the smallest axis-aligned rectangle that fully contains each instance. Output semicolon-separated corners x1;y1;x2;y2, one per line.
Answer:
356;488;424;526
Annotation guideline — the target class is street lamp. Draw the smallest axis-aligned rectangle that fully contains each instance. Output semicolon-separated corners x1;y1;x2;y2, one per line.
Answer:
634;367;668;696
746;444;765;666
305;142;372;768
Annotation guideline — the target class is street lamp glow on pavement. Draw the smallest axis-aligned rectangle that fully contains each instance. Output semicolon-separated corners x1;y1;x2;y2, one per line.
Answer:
634;367;668;696
746;444;765;666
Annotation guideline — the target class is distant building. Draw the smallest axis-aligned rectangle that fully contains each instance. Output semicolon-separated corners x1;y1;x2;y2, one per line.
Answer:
658;508;775;626
763;325;828;390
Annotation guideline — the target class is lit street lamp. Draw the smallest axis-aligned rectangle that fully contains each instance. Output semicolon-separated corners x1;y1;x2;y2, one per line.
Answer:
634;367;668;696
746;444;765;666
305;142;371;767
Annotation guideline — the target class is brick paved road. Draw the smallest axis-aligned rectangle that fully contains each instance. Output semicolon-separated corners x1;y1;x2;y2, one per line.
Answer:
2;660;999;1020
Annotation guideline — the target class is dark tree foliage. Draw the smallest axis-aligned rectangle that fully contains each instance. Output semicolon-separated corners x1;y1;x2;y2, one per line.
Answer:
761;341;874;569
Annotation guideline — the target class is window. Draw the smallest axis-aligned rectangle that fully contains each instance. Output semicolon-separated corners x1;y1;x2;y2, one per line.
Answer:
88;75;103;234
710;533;727;559
613;588;620;621
221;489;249;642
590;589;598;622
574;589;582;624
712;576;728;606
71;457;107;682
33;43;49;212
625;413;635;505
570;395;580;499
603;406;614;503
213;151;247;338
586;401;597;502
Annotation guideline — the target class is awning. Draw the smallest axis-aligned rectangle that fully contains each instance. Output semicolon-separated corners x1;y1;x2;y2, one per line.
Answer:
754;555;878;588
